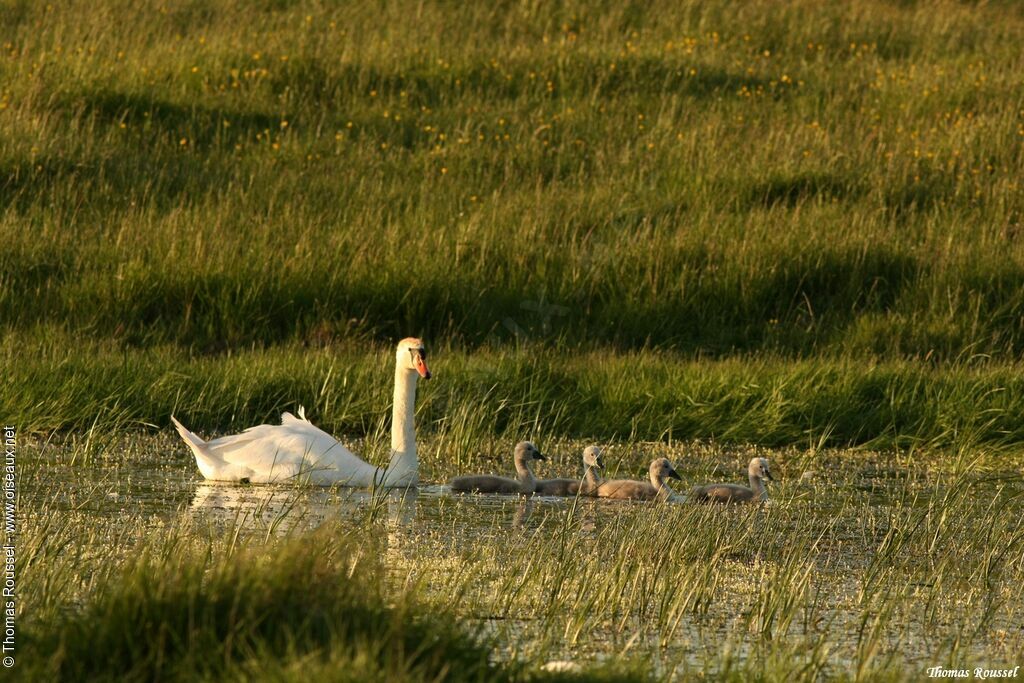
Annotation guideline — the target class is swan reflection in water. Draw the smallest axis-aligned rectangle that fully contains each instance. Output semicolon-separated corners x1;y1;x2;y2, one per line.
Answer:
187;481;580;555
188;483;419;538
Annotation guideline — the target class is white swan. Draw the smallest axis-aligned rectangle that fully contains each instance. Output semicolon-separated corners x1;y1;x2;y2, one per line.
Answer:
171;338;431;487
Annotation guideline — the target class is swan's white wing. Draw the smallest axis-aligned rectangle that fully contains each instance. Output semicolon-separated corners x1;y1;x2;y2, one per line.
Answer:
205;415;380;485
282;410;309;425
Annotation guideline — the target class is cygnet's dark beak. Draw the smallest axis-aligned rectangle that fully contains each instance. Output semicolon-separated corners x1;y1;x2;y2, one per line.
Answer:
596;459;605;470
764;470;775;481
668;468;682;480
534;451;546;461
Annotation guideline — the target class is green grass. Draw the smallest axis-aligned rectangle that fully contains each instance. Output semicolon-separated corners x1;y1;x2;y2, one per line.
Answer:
19;519;648;682
20;436;1024;681
22;529;501;682
11;4;1024;679
3;0;1024;450
2;0;1024;354
8;334;1024;457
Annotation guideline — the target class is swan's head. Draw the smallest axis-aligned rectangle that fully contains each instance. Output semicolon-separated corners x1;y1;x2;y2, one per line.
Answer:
514;441;545;467
397;337;431;379
650;457;681;483
749;457;774;481
582;446;604;470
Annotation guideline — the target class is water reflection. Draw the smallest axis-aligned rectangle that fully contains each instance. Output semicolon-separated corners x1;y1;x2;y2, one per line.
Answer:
185;480;590;543
187;482;428;532
514;497;534;528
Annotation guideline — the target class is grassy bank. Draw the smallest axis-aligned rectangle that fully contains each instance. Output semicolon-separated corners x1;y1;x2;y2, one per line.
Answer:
22;530;501;682
3;1;1024;447
20;521;644;682
9;334;1024;456
2;0;1024;356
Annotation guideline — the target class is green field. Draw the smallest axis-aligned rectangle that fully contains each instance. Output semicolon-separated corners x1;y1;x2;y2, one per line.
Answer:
8;0;1024;680
3;0;1024;448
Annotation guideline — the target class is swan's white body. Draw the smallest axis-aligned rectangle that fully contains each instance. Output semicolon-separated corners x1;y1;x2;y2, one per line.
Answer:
172;339;429;488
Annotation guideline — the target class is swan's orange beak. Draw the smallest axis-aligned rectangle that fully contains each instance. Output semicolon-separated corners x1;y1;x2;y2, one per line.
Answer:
415;355;431;379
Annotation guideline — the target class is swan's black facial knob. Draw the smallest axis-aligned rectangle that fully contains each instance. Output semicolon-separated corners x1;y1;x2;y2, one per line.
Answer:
410;348;431;379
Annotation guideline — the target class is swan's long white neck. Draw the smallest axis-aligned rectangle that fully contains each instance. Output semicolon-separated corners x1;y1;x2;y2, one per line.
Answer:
382;363;418;487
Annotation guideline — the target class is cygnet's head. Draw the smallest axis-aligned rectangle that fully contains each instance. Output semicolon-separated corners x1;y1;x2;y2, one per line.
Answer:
514;441;545;466
582;446;604;470
748;457;774;481
650;457;682;483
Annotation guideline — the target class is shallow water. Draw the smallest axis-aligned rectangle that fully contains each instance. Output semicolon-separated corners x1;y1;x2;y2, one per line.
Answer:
21;433;1024;678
